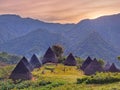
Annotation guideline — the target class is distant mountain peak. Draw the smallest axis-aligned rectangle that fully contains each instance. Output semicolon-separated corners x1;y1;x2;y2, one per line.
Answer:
0;14;21;19
77;19;91;24
94;13;120;20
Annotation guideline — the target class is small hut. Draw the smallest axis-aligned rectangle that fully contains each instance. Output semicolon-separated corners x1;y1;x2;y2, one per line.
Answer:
17;57;33;71
64;53;77;66
42;47;58;64
9;57;32;80
84;59;103;75
104;62;111;71
30;54;41;68
108;63;120;72
80;56;92;71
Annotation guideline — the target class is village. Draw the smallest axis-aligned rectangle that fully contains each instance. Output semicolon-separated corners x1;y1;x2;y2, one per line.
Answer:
9;47;120;81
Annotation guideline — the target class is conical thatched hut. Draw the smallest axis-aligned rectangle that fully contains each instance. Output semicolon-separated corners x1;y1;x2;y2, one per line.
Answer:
42;47;58;64
20;57;33;71
30;54;41;68
80;56;92;71
104;62;111;71
84;59;103;75
9;57;32;80
64;53;77;66
108;63;120;72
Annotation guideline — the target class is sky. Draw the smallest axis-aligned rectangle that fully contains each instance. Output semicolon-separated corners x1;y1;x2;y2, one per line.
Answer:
0;0;120;23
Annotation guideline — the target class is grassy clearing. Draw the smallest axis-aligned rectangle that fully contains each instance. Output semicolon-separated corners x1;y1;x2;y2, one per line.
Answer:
0;64;120;90
32;64;84;83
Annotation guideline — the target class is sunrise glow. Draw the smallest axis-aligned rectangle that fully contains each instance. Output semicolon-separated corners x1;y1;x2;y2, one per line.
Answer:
0;0;120;23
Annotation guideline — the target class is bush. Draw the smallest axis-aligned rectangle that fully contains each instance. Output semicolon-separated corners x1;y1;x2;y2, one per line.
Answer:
39;81;51;86
0;79;53;90
0;65;14;79
39;81;65;90
0;80;14;90
77;72;120;84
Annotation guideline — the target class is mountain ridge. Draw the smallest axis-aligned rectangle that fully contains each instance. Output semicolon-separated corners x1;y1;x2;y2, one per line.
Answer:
0;13;120;64
0;14;75;44
0;29;65;57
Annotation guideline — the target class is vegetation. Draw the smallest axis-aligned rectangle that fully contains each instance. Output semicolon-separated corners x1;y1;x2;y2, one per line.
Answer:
0;79;65;90
57;56;66;63
0;63;120;90
0;52;21;64
98;59;105;66
0;50;118;90
118;56;120;61
77;72;120;84
0;65;14;79
52;44;64;58
75;57;84;68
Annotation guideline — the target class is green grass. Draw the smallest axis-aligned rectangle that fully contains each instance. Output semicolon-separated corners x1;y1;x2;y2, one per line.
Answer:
0;65;14;79
32;64;84;83
77;72;120;84
50;82;120;90
0;64;120;90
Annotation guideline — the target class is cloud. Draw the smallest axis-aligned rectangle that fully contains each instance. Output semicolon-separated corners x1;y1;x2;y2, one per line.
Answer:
0;0;120;23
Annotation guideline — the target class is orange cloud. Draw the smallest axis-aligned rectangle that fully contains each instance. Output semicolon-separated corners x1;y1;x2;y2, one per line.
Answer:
0;0;120;23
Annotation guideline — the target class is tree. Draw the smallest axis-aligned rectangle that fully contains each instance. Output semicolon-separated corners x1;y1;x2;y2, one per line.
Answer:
52;44;64;58
98;59;105;66
117;56;120;61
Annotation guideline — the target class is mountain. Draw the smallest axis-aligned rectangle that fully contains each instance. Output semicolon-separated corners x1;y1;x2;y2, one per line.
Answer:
0;27;16;44
0;14;74;44
92;14;120;50
64;19;94;45
72;32;119;64
0;13;120;64
0;29;65;57
67;13;120;50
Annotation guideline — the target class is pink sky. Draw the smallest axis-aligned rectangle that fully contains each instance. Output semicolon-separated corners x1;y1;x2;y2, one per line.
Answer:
0;0;120;23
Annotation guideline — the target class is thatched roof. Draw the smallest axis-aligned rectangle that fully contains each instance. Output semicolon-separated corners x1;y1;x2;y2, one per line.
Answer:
108;63;120;72
9;57;32;80
84;59;103;75
42;47;58;64
104;62;111;71
64;53;77;66
21;57;33;71
30;54;41;68
80;56;92;70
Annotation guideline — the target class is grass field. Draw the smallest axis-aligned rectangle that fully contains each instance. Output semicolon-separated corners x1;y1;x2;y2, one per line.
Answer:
30;64;120;90
0;64;120;90
32;64;84;83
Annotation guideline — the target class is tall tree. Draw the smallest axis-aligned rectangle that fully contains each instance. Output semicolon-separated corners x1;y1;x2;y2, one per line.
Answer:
52;44;64;58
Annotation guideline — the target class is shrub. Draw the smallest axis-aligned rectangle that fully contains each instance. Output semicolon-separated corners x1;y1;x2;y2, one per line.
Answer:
0;80;14;90
39;81;65;90
77;72;120;84
39;81;52;86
